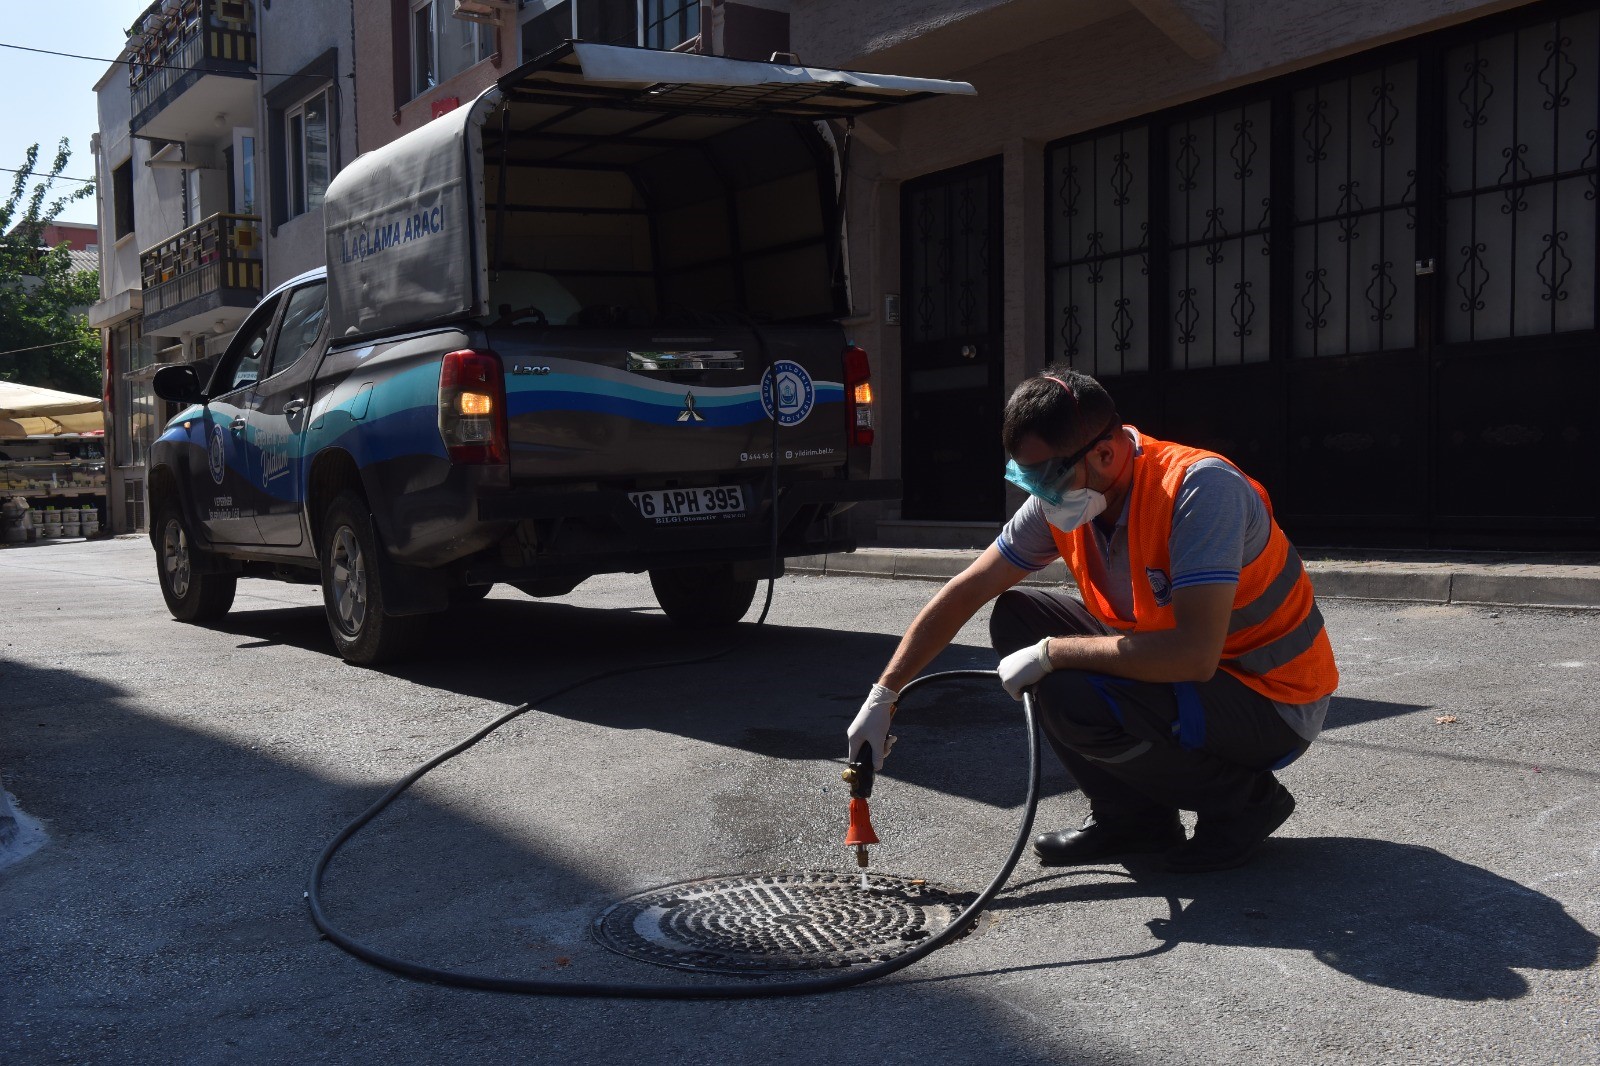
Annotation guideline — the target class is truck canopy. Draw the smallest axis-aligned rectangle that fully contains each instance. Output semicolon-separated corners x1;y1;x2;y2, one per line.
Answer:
322;43;974;342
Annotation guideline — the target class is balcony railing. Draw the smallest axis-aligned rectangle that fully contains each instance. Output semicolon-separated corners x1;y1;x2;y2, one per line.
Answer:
129;0;255;129
140;213;262;328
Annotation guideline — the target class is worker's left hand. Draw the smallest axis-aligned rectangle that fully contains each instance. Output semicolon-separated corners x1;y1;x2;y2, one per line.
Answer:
847;684;898;769
998;637;1055;700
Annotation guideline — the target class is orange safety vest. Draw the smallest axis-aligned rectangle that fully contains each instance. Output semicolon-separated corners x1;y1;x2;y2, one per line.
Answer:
1050;431;1339;705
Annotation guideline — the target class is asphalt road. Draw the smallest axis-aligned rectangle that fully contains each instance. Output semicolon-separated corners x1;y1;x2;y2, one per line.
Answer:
2;538;1597;1065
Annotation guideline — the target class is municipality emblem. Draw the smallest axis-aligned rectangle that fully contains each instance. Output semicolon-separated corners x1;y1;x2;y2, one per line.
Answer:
208;422;228;485
1146;567;1172;607
760;360;814;426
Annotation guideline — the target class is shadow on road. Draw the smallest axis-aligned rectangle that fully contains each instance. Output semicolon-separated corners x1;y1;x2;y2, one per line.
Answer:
206;595;1066;809
0;653;1098;1065
943;837;1599;1002
202;594;1440;816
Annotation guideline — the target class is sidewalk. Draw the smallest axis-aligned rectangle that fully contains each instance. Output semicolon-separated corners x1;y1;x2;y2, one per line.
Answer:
790;545;1600;610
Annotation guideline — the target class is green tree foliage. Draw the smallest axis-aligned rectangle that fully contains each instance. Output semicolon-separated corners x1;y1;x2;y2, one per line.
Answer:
0;140;100;396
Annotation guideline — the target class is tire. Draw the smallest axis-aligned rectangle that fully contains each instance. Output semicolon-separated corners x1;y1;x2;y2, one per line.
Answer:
319;491;428;665
154;504;236;622
648;563;758;628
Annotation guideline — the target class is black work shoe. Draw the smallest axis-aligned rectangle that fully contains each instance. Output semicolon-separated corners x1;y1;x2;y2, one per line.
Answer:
1165;784;1296;874
1033;814;1185;866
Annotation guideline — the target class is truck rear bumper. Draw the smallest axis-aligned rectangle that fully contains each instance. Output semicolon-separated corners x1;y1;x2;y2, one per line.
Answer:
478;477;899;523
471;476;901;579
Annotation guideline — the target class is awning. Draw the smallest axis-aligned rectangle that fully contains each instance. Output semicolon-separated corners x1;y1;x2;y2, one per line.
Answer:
0;382;105;437
0;381;103;419
500;42;977;119
0;412;105;436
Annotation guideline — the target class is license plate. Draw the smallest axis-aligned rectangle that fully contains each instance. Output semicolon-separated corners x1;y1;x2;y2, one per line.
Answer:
628;486;747;524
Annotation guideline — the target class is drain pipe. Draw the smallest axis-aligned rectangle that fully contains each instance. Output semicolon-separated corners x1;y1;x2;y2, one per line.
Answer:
305;669;1040;998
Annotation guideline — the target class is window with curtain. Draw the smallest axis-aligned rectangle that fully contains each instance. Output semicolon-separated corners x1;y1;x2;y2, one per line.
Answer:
645;0;699;50
286;87;331;218
412;0;494;97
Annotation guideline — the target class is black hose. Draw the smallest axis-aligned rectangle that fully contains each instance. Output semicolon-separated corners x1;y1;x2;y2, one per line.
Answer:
753;316;781;626
305;669;1041;997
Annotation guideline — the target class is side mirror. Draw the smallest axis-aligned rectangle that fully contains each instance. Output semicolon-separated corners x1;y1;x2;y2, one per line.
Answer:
152;364;206;405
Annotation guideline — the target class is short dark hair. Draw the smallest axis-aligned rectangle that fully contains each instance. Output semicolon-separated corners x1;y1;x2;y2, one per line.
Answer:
1001;365;1120;455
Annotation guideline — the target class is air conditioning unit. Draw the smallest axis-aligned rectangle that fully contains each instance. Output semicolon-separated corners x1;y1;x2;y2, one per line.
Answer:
452;0;515;27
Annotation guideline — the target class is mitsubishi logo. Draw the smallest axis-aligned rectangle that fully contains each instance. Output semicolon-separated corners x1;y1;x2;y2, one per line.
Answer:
677;391;705;422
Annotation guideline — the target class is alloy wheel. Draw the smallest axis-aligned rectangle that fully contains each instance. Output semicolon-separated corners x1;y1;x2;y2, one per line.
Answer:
162;518;191;599
329;525;367;635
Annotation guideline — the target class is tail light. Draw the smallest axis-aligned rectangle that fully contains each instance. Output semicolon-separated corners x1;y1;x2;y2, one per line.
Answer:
438;349;508;464
843;343;875;447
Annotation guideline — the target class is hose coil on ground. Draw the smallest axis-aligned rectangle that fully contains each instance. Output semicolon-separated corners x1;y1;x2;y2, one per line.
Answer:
305;667;1041;998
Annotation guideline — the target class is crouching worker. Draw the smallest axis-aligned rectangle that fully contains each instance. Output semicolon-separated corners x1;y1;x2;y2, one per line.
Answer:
848;366;1338;873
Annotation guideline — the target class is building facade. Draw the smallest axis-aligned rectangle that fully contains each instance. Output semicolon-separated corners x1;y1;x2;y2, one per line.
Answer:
786;0;1599;550
91;0;266;532
93;0;1597;548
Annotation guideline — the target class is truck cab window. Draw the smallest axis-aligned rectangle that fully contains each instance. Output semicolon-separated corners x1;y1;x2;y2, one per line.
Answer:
266;281;328;378
213;294;283;394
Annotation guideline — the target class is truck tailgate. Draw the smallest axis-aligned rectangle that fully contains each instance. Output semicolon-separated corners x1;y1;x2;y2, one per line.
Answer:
492;325;850;483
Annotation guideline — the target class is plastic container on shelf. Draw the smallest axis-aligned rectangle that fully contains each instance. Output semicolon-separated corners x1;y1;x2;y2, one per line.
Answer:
1;497;26;543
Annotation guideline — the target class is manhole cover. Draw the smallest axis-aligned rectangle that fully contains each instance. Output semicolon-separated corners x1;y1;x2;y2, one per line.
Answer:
592;871;977;975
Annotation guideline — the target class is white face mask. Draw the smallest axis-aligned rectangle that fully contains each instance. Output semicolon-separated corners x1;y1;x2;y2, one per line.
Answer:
1041;486;1107;532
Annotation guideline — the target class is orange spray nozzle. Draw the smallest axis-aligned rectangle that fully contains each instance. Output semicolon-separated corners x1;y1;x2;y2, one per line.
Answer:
844;797;879;847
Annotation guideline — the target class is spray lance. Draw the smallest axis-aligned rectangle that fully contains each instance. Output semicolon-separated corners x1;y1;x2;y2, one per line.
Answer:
841;739;883;889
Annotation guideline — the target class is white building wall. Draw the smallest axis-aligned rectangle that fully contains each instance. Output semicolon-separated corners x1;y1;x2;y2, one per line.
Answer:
92;65;140;308
258;0;358;289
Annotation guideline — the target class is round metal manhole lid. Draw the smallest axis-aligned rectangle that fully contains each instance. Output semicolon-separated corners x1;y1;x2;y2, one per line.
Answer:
592;871;977;975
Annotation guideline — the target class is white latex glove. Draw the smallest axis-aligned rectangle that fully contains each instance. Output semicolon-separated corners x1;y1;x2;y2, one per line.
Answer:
847;684;899;769
998;638;1055;700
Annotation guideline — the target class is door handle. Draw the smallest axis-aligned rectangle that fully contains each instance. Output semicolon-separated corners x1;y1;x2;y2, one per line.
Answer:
283;399;306;417
230;416;247;433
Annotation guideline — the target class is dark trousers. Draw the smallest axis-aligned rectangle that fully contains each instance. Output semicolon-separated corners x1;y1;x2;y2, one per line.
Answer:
988;588;1310;825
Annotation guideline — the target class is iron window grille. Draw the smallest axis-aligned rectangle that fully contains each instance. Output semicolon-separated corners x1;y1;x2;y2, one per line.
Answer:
1045;2;1597;377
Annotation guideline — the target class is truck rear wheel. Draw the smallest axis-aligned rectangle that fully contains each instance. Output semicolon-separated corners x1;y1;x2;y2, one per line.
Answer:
155;503;236;622
648;564;758;628
319;492;427;665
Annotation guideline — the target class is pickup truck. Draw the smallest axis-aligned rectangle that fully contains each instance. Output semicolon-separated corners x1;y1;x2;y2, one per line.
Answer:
148;43;973;664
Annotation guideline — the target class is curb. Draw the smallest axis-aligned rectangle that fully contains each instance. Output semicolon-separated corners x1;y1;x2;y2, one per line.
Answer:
788;550;1600;611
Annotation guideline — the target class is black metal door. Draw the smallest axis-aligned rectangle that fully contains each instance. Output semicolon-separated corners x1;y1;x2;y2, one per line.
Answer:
1429;11;1600;545
1280;57;1431;543
900;157;1005;521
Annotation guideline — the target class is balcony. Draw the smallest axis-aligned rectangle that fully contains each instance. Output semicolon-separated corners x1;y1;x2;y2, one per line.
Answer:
128;0;256;141
139;213;263;337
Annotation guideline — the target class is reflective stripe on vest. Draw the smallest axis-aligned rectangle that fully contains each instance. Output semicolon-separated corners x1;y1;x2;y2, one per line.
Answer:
1226;603;1326;675
1228;545;1306;635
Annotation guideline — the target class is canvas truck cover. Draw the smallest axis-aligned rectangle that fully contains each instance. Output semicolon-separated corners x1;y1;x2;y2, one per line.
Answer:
323;100;489;342
322;43;975;342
